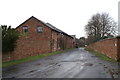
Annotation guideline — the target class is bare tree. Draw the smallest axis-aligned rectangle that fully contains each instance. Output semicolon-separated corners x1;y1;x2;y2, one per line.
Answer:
85;13;118;43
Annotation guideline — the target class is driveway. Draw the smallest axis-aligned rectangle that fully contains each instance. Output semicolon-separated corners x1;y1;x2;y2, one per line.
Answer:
2;48;119;78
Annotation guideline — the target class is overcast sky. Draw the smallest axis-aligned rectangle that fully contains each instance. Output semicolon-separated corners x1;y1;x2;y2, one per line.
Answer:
0;0;119;38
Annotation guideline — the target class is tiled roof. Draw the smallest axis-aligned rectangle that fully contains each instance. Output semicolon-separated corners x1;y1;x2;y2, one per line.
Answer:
46;23;74;38
46;23;62;33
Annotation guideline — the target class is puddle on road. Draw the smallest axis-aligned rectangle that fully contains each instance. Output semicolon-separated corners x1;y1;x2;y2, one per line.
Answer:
99;63;102;64
84;63;93;66
49;63;58;65
20;69;38;77
45;58;53;60
102;64;119;78
11;77;16;78
60;59;87;62
49;63;61;67
91;56;97;58
35;63;41;66
28;70;37;73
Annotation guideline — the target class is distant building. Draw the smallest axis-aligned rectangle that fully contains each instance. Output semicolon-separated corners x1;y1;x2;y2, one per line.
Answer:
3;16;75;62
79;37;86;47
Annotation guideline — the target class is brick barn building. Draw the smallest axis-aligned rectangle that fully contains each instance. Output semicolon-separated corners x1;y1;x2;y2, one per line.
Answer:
3;16;75;62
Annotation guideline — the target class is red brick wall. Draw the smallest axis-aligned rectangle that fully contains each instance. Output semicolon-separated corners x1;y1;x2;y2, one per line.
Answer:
51;31;75;51
2;17;52;62
60;34;74;49
66;36;74;49
51;30;58;52
86;37;119;60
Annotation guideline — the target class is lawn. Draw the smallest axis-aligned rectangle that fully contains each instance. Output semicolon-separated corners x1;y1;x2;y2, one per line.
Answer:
85;48;117;62
1;48;74;68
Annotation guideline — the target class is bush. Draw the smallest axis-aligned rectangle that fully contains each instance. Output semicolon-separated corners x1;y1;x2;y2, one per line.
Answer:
1;25;19;53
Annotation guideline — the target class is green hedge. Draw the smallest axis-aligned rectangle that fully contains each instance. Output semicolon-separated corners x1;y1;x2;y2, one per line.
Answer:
1;25;19;53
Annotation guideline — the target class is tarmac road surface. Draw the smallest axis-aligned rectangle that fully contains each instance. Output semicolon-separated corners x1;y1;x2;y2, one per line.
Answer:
2;48;119;78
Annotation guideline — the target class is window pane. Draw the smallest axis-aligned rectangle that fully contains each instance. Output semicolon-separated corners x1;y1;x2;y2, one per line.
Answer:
23;26;28;32
37;26;42;32
23;27;28;29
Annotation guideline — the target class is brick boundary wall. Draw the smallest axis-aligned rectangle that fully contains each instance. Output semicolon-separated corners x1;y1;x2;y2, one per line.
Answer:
2;36;52;62
86;36;120;60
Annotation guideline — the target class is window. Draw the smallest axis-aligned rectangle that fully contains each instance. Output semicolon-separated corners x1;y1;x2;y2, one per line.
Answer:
37;26;42;32
22;26;28;32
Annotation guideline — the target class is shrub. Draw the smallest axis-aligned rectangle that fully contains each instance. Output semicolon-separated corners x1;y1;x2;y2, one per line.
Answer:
1;25;19;53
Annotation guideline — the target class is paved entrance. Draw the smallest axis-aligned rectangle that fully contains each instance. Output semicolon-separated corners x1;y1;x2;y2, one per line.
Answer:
2;48;118;78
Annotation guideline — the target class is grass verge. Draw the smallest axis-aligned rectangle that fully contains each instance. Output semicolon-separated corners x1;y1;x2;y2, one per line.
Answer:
1;48;74;68
85;48;117;62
